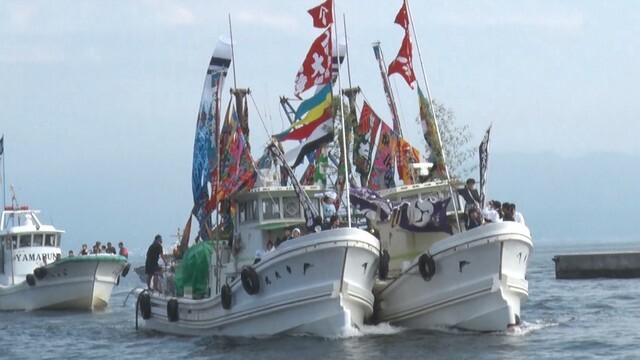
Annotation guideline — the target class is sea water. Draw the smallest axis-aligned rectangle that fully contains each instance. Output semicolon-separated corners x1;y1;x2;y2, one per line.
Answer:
1;238;639;360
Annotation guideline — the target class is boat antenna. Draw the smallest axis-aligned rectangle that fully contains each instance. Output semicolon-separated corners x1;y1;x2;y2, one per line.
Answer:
333;3;352;227
1;134;5;208
228;14;237;89
342;14;353;89
405;0;461;232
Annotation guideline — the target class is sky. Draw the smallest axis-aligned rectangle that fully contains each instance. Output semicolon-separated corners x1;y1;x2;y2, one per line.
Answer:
2;1;640;255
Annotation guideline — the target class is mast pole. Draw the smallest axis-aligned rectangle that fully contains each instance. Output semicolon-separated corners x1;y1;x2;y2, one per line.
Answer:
333;3;351;227
228;14;237;90
372;42;403;137
405;0;461;231
342;14;353;89
1;135;5;208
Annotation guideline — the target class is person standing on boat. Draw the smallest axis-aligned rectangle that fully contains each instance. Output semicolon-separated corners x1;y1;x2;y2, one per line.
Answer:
118;242;129;258
79;244;89;255
458;178;481;211
322;191;337;219
145;235;167;291
106;242;117;254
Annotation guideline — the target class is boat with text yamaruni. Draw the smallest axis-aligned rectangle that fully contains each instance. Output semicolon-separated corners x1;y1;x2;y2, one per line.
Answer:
0;204;129;311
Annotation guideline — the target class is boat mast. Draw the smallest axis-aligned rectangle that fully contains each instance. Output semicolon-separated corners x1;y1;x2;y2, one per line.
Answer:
1;135;5;208
333;2;352;226
372;42;403;137
405;0;461;231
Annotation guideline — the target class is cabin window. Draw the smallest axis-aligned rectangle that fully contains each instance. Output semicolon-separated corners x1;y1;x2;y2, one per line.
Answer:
283;197;301;218
33;234;44;247
247;200;257;221
262;198;281;220
239;202;247;223
11;236;17;249
45;234;56;247
19;235;31;248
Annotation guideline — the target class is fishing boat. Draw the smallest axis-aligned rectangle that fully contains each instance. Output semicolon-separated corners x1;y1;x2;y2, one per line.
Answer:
369;180;533;331
132;31;380;337
347;0;534;331
0;202;129;311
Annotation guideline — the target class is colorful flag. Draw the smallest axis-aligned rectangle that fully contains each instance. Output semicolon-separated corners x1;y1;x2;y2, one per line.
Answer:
191;37;232;239
283;117;334;168
349;187;393;222
368;122;396;190
479;124;492;205
392;197;453;234
388;31;416;89
312;148;329;186
353;102;381;184
294;28;332;98
418;85;445;175
308;0;333;29
397;136;421;184
294;83;332;121
214;103;257;207
273;89;332;142
394;0;410;31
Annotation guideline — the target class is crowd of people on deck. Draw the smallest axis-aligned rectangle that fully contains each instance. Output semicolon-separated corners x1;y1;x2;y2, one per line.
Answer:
457;178;526;230
71;241;128;257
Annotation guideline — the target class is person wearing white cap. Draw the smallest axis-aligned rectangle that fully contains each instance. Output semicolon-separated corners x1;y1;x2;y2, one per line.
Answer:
322;191;337;219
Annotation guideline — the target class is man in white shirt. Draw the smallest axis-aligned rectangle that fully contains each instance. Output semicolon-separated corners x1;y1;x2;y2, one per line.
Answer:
513;203;526;226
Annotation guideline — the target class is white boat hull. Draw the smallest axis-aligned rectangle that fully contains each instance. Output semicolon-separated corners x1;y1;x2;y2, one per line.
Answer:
135;228;380;337
374;222;532;332
0;255;129;311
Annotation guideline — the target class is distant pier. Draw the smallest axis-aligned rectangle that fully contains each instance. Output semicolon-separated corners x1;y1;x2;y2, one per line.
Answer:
552;251;640;279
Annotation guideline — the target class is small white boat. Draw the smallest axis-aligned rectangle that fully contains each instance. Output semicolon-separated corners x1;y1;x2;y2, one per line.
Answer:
367;180;533;332
0;205;129;311
374;219;532;331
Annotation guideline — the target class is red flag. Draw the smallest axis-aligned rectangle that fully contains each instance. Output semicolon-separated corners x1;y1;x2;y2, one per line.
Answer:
308;0;333;29
294;28;333;98
394;0;409;31
388;31;416;89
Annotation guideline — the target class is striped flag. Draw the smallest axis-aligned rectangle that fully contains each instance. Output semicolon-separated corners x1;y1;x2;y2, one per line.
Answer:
478;124;492;205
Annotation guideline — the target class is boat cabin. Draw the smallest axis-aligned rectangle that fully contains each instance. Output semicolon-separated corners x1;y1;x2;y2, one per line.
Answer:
0;207;64;285
232;184;325;265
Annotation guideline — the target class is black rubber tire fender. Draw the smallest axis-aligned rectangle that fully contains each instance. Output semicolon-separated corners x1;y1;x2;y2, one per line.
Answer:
221;284;232;310
241;266;260;295
418;253;436;281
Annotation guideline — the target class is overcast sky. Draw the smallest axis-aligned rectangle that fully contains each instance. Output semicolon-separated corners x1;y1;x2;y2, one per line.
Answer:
1;1;638;255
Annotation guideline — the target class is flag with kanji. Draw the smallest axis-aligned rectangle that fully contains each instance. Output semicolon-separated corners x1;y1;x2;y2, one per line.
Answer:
388;31;416;89
308;0;333;28
294;28;332;98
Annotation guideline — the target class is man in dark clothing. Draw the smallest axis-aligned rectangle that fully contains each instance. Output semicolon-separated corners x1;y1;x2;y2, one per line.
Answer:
146;234;167;291
458;178;481;211
466;208;483;230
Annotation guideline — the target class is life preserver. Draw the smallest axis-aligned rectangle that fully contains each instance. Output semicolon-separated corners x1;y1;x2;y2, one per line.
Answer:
122;263;131;278
284;199;299;217
418;253;436;281
26;274;36;287
34;267;47;280
139;292;152;320
241;266;260;295
167;298;179;322
221;284;232;310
